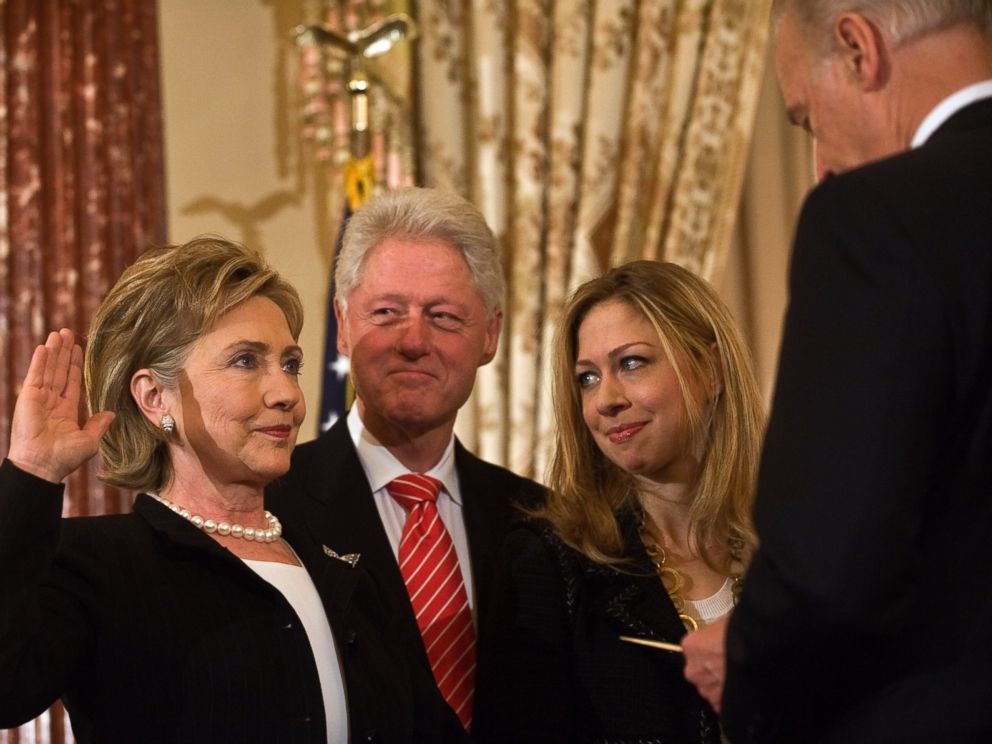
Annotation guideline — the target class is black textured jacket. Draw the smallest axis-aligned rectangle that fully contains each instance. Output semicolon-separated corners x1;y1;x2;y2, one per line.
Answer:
474;513;720;744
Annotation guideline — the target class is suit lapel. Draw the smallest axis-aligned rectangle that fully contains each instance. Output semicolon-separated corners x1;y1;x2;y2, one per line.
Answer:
290;419;413;617
293;537;362;632
599;515;688;645
454;441;506;626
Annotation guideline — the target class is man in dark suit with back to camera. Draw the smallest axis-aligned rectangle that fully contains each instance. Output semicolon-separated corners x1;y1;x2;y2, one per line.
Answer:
268;187;543;732
683;1;992;741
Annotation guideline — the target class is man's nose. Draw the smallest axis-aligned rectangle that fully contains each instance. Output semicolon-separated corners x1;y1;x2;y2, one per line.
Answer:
396;316;430;358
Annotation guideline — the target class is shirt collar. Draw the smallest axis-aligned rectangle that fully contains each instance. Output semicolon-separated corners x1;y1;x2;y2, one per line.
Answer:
912;79;992;147
346;404;461;504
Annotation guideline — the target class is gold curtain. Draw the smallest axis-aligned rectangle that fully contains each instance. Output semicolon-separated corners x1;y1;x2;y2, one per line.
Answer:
416;0;773;479
0;0;165;741
297;1;776;479
721;43;814;404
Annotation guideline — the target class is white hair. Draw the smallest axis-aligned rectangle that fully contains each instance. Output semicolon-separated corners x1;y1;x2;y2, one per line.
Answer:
334;187;505;317
773;0;992;48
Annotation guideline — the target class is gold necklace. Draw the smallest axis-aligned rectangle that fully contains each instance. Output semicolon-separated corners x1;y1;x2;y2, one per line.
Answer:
637;514;744;631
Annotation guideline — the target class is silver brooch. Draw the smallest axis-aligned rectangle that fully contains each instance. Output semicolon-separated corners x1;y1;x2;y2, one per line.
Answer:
322;545;361;567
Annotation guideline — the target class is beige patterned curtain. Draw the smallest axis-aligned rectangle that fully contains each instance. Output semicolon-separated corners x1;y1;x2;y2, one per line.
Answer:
417;0;772;478
0;0;165;741
721;44;814;403
297;1;771;479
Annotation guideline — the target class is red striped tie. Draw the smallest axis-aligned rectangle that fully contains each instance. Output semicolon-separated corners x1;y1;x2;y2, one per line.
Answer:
387;474;476;729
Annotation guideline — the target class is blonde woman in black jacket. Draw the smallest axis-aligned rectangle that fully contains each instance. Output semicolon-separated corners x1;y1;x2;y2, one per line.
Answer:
475;261;763;743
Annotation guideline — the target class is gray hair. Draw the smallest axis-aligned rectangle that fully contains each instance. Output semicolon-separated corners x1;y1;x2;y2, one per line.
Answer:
335;187;505;317
773;0;992;47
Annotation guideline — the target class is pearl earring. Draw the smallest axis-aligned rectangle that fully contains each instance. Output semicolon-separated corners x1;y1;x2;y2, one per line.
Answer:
161;414;175;433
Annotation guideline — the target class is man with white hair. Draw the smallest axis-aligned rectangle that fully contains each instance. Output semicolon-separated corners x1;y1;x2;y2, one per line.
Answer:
269;188;543;733
683;1;992;741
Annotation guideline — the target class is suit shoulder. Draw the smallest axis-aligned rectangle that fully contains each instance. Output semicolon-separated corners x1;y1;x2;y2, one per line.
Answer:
289;430;331;465
62;511;143;536
283;418;355;481
57;512;152;562
455;446;546;501
807;131;992;221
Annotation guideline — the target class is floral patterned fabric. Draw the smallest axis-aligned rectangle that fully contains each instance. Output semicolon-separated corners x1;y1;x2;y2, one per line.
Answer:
414;0;772;478
303;0;773;474
299;0;772;480
0;0;164;739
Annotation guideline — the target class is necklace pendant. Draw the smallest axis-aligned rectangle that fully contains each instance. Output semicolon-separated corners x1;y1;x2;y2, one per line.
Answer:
679;613;699;631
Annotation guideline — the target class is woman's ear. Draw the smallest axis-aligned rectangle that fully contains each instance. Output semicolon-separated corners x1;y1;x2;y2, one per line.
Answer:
131;369;173;428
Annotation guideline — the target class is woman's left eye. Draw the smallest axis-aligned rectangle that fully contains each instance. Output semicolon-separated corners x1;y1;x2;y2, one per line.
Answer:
283;358;304;376
620;356;646;372
576;370;599;388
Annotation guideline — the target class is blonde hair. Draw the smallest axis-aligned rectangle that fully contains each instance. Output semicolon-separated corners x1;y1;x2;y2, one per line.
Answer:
541;261;763;571
84;236;303;492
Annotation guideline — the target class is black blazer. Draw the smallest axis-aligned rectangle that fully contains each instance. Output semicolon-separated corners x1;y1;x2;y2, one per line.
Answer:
266;418;545;691
0;460;466;744
473;516;720;744
723;99;992;743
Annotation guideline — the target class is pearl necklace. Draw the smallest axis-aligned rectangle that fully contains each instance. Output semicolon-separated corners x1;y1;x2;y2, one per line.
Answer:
150;494;283;543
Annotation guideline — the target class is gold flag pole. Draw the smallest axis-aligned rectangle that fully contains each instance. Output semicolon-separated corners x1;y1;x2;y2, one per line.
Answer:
295;13;417;211
295;14;418;421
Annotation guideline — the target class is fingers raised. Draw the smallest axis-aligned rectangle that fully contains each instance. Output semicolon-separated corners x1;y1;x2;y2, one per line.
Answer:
53;328;76;397
24;343;50;390
65;341;85;411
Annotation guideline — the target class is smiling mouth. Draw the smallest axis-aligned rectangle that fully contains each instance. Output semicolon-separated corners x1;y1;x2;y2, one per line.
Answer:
389;369;436;381
607;423;645;444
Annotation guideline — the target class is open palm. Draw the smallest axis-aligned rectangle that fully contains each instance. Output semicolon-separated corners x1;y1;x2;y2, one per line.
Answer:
7;329;115;483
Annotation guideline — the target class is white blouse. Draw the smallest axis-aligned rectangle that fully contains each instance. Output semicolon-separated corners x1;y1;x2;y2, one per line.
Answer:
684;576;736;627
244;560;348;744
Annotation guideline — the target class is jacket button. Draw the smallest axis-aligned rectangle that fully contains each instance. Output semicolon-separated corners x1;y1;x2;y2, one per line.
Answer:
363;729;378;741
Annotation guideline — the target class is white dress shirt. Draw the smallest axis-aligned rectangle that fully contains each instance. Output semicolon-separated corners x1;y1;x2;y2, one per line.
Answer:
912;79;992;147
346;405;477;611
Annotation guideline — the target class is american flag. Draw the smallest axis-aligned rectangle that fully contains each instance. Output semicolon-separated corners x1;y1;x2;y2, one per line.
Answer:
318;207;352;432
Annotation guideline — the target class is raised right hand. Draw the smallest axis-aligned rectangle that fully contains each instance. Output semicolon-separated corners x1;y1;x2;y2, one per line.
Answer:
7;329;115;483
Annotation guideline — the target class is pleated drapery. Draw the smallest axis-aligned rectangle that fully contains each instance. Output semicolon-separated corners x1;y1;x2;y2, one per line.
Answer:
0;1;165;740
297;1;771;479
416;0;772;478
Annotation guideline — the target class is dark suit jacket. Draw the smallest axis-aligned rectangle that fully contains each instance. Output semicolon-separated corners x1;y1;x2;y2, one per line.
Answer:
266;418;545;709
723;98;992;743
0;460;466;744
473;516;720;744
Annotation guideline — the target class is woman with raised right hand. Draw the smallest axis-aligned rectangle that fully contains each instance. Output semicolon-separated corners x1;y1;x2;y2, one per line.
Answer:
0;236;465;744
